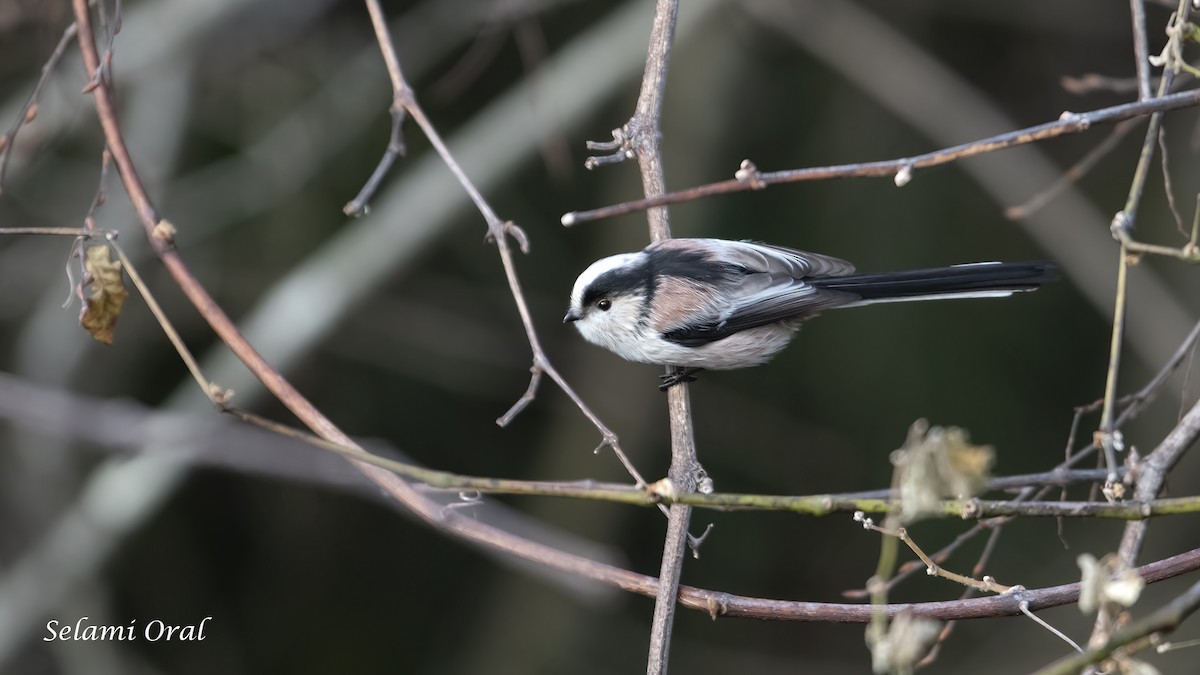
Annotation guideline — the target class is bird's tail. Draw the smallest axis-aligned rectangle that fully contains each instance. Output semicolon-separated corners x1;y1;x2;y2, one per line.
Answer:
810;261;1058;305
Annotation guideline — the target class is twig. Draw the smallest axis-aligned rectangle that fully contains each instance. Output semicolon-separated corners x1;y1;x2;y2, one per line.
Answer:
342;103;406;217
856;515;1017;594
1095;0;1188;496
1115;316;1200;428
1097;249;1131;485
0;21;80;194
1006;118;1141;221
839;467;1118;501
1095;392;1200;648
561;89;1200;226
846;519;1004;600
0;228;91;236
84;148;113;228
1061;73;1149;96
342;0;410;217
1157;638;1200;652
1129;0;1153;102
912;523;1014;667
1158;123;1188;238
1116;395;1200;551
107;234;221;405
1021;600;1084;655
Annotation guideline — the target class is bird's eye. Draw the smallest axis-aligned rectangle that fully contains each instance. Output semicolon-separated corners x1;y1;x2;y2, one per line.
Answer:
596;298;612;311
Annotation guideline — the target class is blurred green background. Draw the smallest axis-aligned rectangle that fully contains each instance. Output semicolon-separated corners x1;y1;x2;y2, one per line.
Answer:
1;0;1199;673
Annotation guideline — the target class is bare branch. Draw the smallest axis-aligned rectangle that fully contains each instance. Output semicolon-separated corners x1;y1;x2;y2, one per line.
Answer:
0;21;80;194
562;89;1200;226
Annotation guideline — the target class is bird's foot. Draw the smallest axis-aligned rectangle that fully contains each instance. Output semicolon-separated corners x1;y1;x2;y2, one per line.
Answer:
658;367;703;391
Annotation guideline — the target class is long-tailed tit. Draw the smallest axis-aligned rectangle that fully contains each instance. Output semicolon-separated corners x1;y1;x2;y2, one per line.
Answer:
563;238;1057;388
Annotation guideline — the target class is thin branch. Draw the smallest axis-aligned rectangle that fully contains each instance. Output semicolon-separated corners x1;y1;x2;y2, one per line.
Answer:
1158;123;1188;237
1129;0;1154;102
0;228;91;236
354;0;648;486
107;233;221;405
1117;395;1200;549
1115;316;1200;428
342;104;406;217
690;547;1200;623
0;21;80;194
856;516;1017;595
134;407;1196;520
1097;250;1132;484
1022;601;1085;655
1095;0;1190;499
1095;328;1200;647
1099;6;1197;620
1006;118;1141;221
561;89;1200;226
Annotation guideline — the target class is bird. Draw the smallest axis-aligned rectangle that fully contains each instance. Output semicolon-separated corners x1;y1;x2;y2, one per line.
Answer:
563;238;1058;389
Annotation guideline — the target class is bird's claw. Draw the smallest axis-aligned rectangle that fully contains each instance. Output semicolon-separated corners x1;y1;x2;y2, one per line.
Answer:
658;368;702;391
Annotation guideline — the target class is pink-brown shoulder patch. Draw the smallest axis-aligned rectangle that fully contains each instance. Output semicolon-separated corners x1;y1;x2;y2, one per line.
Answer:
649;276;715;332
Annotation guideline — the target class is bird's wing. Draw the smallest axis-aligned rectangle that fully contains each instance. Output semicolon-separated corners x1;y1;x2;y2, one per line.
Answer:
660;240;860;347
727;240;858;278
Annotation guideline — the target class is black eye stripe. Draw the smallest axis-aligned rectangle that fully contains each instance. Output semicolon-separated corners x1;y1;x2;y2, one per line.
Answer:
581;266;650;308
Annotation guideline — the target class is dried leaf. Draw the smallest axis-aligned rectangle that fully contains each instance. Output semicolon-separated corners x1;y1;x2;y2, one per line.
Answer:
79;244;128;344
868;612;941;675
1078;553;1102;614
1077;553;1144;615
891;420;994;523
1114;654;1162;675
1105;568;1145;607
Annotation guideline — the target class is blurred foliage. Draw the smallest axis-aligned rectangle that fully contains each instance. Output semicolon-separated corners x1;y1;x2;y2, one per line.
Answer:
1;1;1198;674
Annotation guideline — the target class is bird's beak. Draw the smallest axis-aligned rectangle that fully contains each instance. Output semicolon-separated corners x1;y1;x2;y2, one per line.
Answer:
563;308;581;323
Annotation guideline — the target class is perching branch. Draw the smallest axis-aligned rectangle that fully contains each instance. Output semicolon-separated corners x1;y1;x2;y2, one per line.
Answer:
580;2;698;672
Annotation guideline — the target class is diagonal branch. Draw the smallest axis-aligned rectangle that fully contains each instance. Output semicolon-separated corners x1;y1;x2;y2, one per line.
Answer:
354;0;649;486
